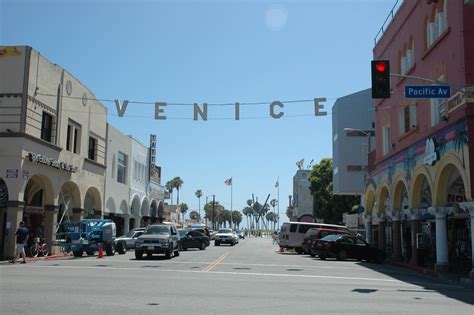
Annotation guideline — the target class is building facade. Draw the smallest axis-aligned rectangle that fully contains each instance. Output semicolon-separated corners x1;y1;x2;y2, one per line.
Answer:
364;1;474;278
0;46;107;259
292;170;313;219
332;88;375;195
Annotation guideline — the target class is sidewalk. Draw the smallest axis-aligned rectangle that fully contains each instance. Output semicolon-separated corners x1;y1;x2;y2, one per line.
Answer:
389;261;474;287
0;252;73;265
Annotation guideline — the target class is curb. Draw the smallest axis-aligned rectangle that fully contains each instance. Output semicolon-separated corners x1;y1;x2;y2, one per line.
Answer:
0;253;73;265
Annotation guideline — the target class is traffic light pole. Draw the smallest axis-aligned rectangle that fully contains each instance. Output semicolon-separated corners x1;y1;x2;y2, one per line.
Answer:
390;73;466;94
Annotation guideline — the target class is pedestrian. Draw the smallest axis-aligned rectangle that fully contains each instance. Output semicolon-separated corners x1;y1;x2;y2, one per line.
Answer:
272;231;279;245
10;221;29;264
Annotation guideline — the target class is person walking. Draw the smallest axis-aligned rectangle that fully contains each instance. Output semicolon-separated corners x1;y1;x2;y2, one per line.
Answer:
10;221;29;264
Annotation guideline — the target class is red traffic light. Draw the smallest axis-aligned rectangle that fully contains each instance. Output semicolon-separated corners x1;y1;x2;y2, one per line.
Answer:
376;62;387;72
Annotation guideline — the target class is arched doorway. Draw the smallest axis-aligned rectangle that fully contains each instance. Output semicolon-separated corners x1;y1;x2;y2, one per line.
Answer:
393;180;410;262
0;178;9;260
378;185;392;257
58;182;81;227
23;175;54;255
150;200;157;224
84;187;102;219
157;201;165;223
140;198;150;227
436;164;470;273
130;195;140;228
411;171;435;267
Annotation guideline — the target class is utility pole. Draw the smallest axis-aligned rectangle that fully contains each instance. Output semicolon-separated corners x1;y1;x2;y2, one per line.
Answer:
212;195;215;231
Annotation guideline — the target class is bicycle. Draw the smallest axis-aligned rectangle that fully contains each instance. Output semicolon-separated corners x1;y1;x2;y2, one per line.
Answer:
30;238;49;257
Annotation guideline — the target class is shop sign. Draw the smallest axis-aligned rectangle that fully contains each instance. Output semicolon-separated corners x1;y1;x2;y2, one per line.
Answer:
149;134;156;180
28;152;78;173
25;206;44;214
423;138;438;166
447;91;466;113
6;169;18;178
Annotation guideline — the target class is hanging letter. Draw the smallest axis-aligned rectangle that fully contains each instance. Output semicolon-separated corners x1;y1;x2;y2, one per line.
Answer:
235;102;240;120
314;98;327;116
270;101;284;119
194;103;208;121
155;102;167;120
114;99;129;117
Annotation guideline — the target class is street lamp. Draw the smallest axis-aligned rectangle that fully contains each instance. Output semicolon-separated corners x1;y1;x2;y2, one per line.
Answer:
343;128;374;170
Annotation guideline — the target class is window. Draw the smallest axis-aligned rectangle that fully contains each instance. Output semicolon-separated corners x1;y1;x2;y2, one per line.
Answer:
88;137;97;160
290;224;297;233
399;104;417;135
400;40;414;75
41;112;53;142
382;125;391;156
117;152;127;184
66;120;81;154
431;75;447;126
426;1;448;49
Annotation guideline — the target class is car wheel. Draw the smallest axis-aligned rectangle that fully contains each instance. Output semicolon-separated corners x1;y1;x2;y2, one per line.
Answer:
135;251;143;260
174;245;180;257
337;250;347;261
200;242;206;250
116;241;126;255
319;254;326;260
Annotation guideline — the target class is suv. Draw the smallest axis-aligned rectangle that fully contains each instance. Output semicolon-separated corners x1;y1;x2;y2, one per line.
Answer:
135;224;180;259
215;228;237;246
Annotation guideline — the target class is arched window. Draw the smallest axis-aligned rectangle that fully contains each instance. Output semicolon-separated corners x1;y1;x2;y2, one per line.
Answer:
426;0;448;49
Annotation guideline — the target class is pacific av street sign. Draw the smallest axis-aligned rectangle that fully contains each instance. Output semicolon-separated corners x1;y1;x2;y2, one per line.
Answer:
405;85;451;99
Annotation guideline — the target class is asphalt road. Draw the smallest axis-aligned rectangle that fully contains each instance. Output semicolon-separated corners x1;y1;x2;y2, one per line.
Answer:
1;237;473;314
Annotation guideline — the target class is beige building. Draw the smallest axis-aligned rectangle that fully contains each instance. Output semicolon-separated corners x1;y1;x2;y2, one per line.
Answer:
0;46;107;259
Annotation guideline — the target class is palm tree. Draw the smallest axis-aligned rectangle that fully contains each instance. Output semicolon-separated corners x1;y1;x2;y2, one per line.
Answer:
179;203;188;223
454;128;468;167
195;189;203;223
173;177;184;205
165;180;174;205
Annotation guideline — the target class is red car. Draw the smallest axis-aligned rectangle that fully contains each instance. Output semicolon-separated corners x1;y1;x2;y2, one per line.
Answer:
302;228;350;256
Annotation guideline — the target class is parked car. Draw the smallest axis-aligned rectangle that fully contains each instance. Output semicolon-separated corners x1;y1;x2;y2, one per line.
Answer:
215;228;237;246
208;230;215;240
135;224;180;260
114;228;146;250
302;228;350;256
235;230;245;239
313;234;386;264
181;230;210;250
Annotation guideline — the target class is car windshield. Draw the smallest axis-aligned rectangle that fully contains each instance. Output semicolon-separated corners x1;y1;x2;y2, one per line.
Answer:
218;229;232;234
319;234;343;242
178;229;188;237
145;226;170;235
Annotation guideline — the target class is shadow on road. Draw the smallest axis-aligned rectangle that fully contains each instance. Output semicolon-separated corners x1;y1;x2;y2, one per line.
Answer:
301;254;474;305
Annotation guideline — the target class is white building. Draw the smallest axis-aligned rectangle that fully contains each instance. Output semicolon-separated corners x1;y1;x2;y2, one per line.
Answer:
104;124;131;236
0;46;107;259
292;170;313;219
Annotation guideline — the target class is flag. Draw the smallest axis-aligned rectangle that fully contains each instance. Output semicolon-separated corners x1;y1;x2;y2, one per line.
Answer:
275;179;279;188
224;178;232;186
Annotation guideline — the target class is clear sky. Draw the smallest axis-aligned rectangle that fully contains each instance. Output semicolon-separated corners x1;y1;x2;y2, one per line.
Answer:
1;0;398;220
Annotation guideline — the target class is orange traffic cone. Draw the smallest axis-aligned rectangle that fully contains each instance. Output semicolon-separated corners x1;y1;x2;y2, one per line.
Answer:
98;244;104;259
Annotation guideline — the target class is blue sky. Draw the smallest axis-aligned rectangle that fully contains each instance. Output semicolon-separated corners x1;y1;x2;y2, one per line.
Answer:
1;0;397;219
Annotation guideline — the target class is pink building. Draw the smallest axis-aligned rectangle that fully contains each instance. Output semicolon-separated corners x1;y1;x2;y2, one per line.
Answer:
364;0;474;278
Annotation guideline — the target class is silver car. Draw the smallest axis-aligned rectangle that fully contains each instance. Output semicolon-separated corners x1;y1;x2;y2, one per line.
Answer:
114;228;145;250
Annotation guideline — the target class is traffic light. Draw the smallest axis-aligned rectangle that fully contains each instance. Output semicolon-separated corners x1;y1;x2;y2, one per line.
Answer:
371;60;391;99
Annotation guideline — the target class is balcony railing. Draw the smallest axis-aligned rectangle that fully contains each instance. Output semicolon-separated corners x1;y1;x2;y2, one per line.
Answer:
374;0;404;45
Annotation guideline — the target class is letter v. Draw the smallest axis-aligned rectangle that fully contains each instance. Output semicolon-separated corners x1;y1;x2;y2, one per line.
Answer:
115;99;129;117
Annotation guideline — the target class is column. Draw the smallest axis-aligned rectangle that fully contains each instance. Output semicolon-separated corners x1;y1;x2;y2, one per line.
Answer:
392;212;402;262
364;214;373;245
429;206;449;271
123;214;130;234
378;215;386;252
72;208;84;223
44;205;58;255
469;207;474;279
410;208;421;266
4;201;24;260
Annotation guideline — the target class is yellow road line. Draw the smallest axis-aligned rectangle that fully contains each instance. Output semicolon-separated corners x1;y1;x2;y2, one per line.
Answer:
201;252;231;273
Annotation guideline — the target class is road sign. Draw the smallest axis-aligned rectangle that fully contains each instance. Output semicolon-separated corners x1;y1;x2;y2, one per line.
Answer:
405;85;451;99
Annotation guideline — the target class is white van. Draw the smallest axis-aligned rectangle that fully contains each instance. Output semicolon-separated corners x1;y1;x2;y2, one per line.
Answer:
278;222;351;253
